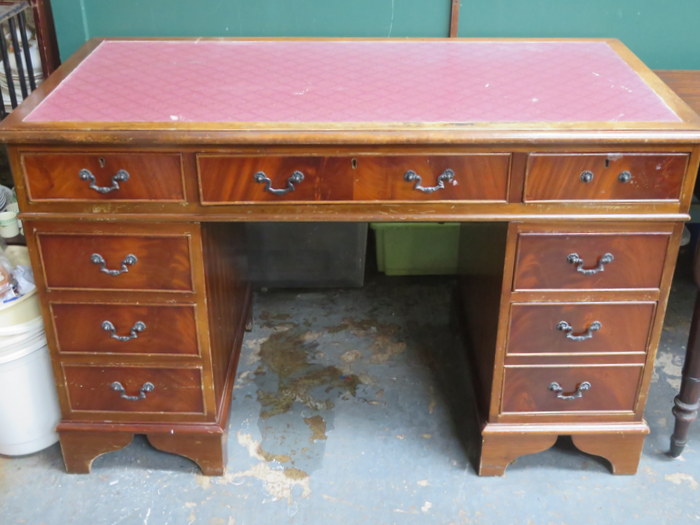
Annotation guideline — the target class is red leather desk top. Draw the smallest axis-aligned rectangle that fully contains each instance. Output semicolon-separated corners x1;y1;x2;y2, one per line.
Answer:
24;40;679;124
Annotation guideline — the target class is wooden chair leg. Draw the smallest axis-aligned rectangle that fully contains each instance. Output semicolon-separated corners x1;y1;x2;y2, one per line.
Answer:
671;293;700;456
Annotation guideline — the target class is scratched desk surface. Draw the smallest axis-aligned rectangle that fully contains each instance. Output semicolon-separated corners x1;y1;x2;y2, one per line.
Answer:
24;40;680;124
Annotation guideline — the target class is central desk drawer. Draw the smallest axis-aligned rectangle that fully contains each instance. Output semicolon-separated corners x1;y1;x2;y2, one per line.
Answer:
501;364;643;414
524;152;688;202
21;152;185;202
62;365;205;415
513;231;670;291
50;302;199;356
197;153;510;203
36;232;195;292
507;302;655;355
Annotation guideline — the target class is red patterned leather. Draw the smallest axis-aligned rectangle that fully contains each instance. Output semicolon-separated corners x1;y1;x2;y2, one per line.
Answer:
25;40;679;123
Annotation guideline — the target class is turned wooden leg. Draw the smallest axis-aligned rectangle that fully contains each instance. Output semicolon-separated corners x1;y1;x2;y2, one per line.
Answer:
479;432;557;476
670;293;700;457
59;430;134;474
571;433;646;474
147;432;226;476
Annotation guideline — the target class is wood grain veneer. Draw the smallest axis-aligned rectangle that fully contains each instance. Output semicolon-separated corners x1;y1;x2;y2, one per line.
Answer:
513;231;671;291
507;302;656;355
21;152;185;202
501;364;643;413
36;232;195;292
50;302;199;356
525;152;688;202
62;365;205;415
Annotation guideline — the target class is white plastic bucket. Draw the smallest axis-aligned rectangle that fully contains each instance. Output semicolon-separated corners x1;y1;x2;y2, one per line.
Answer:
0;330;60;455
0;314;43;338
0;246;40;327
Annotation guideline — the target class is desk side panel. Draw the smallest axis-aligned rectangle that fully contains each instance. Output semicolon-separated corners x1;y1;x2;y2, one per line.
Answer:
201;222;251;407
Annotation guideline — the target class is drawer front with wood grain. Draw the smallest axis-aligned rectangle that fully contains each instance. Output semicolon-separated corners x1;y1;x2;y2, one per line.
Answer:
507;302;655;355
21;152;185;202
37;232;194;292
513;231;670;291
63;365;205;414
501;365;643;413
524;152;688;202
50;303;199;356
198;153;510;204
353;154;510;201
197;155;353;203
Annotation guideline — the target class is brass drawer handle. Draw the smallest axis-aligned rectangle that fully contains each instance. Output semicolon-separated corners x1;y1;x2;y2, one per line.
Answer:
556;320;602;341
566;252;614;275
102;320;147;342
618;170;632;183
404;169;455;193
110;381;155;401
548;381;592;401
79;168;130;194
253;170;305;195
90;253;138;276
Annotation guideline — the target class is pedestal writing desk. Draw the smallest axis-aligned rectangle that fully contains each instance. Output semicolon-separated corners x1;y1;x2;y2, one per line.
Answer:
1;38;699;476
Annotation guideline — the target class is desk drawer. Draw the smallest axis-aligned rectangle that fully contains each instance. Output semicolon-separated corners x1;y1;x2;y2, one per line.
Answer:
524;152;688;202
353;154;509;201
507;302;655;355
501;364;643;413
21;152;185;202
37;232;194;292
513;231;670;290
63;365;205;415
50;303;199;356
197;155;353;203
197;153;510;203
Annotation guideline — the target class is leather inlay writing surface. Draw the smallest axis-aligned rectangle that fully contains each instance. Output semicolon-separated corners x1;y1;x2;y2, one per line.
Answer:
25;40;679;124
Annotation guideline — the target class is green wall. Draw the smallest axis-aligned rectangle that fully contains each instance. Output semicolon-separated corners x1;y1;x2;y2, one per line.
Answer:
53;0;699;69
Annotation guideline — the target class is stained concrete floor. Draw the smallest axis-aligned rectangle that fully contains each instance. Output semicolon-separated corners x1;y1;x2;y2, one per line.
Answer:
2;248;700;525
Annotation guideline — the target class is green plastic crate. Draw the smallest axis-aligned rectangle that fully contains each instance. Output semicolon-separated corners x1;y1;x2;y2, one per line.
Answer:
371;223;460;275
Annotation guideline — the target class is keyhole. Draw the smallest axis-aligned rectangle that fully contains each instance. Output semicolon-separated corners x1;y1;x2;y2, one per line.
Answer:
351;158;358;169
98;157;106;168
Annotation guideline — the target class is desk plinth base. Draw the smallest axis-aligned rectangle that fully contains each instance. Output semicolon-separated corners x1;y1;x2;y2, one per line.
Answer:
57;424;227;475
478;422;650;476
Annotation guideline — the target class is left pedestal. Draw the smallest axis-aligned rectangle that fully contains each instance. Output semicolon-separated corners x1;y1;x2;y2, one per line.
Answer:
24;220;250;475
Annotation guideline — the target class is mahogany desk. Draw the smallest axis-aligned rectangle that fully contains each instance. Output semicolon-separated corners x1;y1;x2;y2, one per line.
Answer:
1;38;699;476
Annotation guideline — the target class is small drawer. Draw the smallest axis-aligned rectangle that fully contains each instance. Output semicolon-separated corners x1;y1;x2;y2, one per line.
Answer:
37;232;194;292
353;154;510;201
513;231;670;290
197;155;353;203
50;303;199;356
63;365;205;414
501;365;643;413
21;152;185;202
524;152;688;202
508;302;655;355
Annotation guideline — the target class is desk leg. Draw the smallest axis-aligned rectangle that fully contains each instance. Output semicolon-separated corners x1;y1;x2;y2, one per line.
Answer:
479;432;557;476
58;430;134;474
670;293;700;457
147;431;225;476
479;423;649;475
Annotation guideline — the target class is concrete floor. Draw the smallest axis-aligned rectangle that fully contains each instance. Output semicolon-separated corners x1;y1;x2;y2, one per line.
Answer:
2;247;700;525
